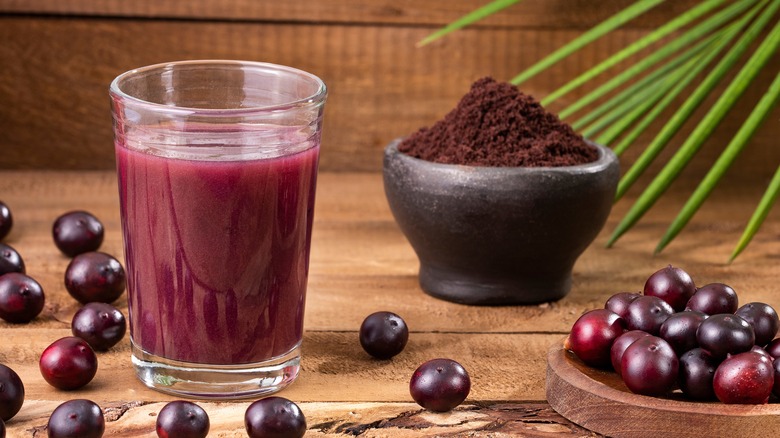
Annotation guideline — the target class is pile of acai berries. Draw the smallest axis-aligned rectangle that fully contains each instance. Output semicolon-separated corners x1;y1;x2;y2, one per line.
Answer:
568;265;780;404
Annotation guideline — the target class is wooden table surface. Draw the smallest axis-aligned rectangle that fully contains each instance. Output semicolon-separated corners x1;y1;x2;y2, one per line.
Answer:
1;170;779;437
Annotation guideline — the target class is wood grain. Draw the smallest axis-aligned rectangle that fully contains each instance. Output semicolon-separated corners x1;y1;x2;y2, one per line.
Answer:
0;327;560;404
1;172;779;336
0;0;700;28
8;401;596;437
0;18;636;171
1;170;780;435
547;343;780;438
0;13;778;178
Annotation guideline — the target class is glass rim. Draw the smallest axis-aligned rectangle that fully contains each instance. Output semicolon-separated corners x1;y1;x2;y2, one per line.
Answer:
109;59;327;115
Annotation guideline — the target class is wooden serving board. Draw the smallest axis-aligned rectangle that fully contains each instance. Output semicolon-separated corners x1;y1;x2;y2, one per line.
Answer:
546;342;780;438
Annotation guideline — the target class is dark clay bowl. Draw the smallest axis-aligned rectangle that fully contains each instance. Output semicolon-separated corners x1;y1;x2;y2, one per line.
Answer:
383;138;619;305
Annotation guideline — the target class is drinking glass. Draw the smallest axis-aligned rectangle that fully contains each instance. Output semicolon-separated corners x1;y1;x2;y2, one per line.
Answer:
110;60;326;398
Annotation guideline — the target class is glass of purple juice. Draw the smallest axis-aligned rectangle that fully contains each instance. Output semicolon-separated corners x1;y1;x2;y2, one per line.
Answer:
109;60;326;398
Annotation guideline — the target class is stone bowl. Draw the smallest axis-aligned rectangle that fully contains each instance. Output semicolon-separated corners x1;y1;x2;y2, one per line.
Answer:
382;138;620;305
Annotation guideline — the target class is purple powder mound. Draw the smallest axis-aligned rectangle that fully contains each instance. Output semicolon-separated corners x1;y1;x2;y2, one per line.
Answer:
398;77;598;167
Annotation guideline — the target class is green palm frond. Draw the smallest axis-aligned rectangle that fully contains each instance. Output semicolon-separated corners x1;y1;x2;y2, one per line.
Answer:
540;0;743;105
608;14;780;247
594;34;722;146
416;0;523;47
551;0;753;110
663;71;780;257
731;159;780;262
507;0;666;86
614;0;775;202
568;35;714;131
420;0;780;260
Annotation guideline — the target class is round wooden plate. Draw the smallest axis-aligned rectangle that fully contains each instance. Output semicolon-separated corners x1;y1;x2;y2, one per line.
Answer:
546;341;780;438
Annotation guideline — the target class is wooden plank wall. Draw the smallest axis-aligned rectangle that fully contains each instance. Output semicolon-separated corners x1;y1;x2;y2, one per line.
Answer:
1;0;778;186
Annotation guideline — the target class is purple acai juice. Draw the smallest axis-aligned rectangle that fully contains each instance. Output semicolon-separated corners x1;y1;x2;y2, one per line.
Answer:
116;128;319;365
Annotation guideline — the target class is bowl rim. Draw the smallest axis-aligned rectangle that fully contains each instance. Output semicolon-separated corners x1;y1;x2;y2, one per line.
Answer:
384;137;617;176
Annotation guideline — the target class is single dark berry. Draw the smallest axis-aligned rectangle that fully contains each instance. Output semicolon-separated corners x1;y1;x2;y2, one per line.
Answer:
621;336;678;397
359;311;409;359
52;211;104;257
0;272;45;323
659;311;707;356
644;265;696;311
64;252;126;304
696;314;755;359
604;292;641;320
245;397;306;438
624;296;674;335
679;348;719;401
610;330;650;375
71;303;126;351
410;358;471;412
685;283;738;315
0;364;24;421
568;309;626;368
39;337;98;390
0;244;25;276
156;401;209;438
713;352;773;404
47;399;104;438
765;338;780;359
0;202;12;241
735;302;780;346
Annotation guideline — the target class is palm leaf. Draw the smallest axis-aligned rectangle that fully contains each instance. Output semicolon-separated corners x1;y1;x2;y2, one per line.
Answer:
583;66;681;139
569;34;715;130
593;50;708;144
541;0;745;105
582;32;735;142
609;32;730;156
602;4;761;152
614;0;775;202
731;163;780;262
658;71;780;255
417;0;523;47
558;0;753;119
607;14;780;247
508;0;665;86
